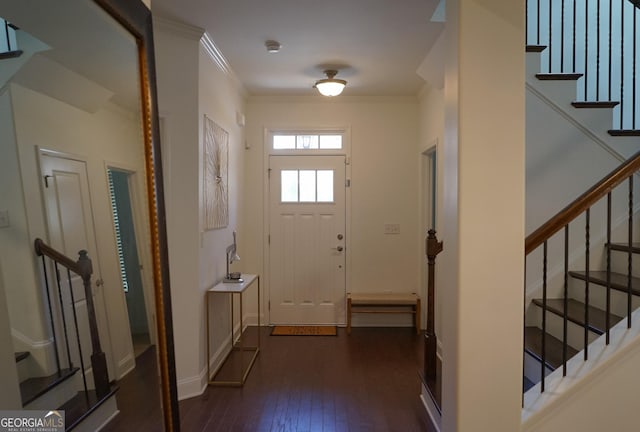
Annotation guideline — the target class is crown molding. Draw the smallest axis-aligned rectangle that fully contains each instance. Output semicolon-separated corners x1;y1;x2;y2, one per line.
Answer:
152;15;204;40
200;32;247;97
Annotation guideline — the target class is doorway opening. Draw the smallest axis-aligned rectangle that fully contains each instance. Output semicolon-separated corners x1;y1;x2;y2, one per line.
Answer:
107;168;150;357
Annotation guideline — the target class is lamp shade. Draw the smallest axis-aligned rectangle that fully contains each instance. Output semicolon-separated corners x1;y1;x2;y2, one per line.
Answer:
314;70;346;96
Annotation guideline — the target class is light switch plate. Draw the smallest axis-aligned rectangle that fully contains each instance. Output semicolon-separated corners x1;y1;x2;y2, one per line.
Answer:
384;223;400;234
0;210;9;228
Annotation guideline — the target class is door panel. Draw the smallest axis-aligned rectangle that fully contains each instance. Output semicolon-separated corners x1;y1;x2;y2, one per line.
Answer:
269;155;346;324
40;152;114;383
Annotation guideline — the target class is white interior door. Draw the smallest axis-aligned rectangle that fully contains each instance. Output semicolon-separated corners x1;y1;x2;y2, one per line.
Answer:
269;155;346;324
39;152;115;383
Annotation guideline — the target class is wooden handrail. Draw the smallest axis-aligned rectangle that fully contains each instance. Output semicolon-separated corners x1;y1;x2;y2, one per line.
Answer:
526;150;640;255
34;238;88;276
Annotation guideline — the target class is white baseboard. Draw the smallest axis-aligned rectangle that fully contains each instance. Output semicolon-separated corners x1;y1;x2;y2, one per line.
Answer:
420;382;441;432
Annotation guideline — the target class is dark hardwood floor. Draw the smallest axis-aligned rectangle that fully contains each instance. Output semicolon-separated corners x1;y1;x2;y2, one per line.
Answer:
103;327;435;432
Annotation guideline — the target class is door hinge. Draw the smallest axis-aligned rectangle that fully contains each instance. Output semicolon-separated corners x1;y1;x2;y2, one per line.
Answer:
345;179;351;187
268;168;271;179
43;175;52;188
268;300;271;310
268;234;271;245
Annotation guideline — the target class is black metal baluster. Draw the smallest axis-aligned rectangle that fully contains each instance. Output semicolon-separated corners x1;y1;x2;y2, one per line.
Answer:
542;240;548;392
585;0;590;100
549;0;553;72
584;209;590;361
597;0;601;100
537;0;542;45
621;0;625;129
608;0;613;101
67;268;89;395
561;0;566;72
40;256;61;375
606;192;612;345
54;263;73;369
633;5;637;129
563;225;569;376
628;176;633;327
573;0;577;73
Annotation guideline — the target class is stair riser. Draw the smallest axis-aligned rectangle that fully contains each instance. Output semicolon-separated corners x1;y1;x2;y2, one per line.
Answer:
570;284;640;322
529;303;599;351
23;375;77;410
524;350;553;385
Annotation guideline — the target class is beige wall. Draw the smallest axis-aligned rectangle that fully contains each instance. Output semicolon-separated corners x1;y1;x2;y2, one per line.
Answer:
441;1;525;430
154;18;247;399
244;96;420;325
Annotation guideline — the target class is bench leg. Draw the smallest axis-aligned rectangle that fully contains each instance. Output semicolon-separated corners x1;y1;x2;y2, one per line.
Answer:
415;298;421;335
347;297;352;335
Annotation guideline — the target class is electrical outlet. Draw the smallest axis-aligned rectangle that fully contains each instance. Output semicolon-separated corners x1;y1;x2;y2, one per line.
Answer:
0;210;9;228
384;223;400;234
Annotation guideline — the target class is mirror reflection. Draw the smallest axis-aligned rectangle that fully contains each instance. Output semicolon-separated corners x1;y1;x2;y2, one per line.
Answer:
0;0;164;429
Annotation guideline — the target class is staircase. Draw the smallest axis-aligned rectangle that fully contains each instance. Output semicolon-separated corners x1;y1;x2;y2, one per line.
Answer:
10;240;119;431
523;0;640;398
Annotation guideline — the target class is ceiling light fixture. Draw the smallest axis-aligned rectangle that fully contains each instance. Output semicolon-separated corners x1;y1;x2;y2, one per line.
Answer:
314;69;347;97
265;40;281;53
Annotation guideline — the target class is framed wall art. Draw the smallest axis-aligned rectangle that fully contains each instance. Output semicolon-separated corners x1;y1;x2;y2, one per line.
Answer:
203;114;229;230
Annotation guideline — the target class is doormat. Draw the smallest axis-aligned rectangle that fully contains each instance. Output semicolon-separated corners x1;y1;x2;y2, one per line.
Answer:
271;325;337;336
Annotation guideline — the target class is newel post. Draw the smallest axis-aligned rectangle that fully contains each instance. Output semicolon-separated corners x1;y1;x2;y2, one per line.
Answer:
77;250;110;397
425;229;443;382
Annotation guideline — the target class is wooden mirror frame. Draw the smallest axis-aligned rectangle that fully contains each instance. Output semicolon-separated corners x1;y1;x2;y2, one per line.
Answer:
93;0;179;429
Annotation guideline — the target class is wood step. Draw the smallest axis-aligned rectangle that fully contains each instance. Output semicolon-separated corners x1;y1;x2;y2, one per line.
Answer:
532;298;623;335
607;242;640;254
608;129;640;136
15;351;29;363
569;270;640;297
571;101;620;109
536;73;583;81
524;326;578;370
20;367;78;407
61;387;119;431
526;45;547;53
0;49;23;60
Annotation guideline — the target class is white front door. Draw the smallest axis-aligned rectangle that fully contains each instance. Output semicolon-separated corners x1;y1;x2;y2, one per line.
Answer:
39;152;115;383
269;155;346;324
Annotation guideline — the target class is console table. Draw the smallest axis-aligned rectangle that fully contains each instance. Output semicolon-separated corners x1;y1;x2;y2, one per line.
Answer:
206;274;260;386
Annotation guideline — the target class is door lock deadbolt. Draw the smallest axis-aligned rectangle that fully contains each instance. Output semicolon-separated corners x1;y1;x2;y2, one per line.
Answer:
337;234;343;240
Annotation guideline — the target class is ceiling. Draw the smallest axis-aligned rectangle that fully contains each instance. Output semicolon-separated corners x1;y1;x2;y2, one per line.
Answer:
152;0;445;97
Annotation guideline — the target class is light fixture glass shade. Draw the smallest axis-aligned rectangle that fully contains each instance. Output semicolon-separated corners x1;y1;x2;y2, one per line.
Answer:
315;70;347;96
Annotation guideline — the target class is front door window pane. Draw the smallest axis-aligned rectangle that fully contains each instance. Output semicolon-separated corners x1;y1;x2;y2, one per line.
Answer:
299;170;316;202
317;170;334;202
281;170;298;202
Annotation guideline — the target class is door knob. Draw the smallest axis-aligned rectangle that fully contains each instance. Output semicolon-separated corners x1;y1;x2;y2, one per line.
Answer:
336;246;344;252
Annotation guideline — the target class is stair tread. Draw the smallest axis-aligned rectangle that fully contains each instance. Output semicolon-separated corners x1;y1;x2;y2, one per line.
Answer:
526;45;547;52
536;72;583;80
571;101;620;108
524;326;578;370
608;242;640;253
15;351;29;362
0;49;23;60
608;129;640;136
20;367;79;407
569;270;640;297
532;298;623;335
60;387;118;431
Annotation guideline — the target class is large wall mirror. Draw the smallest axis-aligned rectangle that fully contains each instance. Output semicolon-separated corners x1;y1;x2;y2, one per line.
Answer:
0;0;178;429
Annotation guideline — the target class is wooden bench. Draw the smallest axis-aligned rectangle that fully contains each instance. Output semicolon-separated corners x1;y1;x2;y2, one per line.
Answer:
346;292;421;335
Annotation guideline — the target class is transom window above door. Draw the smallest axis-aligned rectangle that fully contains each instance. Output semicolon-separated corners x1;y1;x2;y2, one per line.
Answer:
273;134;342;150
281;169;334;203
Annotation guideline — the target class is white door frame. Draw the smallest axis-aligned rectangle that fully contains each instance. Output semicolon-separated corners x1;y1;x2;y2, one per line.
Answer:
262;127;352;325
420;140;438;337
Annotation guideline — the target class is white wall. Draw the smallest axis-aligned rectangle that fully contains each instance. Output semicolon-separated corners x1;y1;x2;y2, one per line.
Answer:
244;96;420;326
154;18;246;399
0;262;21;409
441;1;525;431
